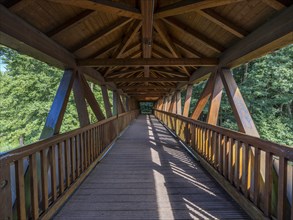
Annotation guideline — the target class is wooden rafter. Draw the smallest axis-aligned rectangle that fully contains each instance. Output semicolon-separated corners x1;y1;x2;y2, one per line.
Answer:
154;0;244;19
154;20;190;76
107;68;144;78
78;58;218;67
141;0;155;77
108;77;189;82
86;40;120;59
119;85;174;89
197;9;248;38
150;68;187;77
9;0;37;12
162;18;225;53
49;0;142;19
46;10;95;37
71;17;132;52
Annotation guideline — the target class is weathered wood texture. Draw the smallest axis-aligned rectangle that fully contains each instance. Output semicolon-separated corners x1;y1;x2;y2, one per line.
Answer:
0;110;139;220
54;115;248;220
155;110;293;219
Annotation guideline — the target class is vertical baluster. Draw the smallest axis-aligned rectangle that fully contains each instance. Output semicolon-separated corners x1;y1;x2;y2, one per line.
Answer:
223;136;228;178
93;128;96;159
80;133;84;172
229;138;235;184
87;130;91;164
218;133;223;174
64;139;71;187
15;159;26;219
213;131;218;168
75;135;80;177
70;138;75;181
235;141;240;190
58;143;64;194
253;147;260;206
242;143;249;198
264;152;272;216
29;153;39;219
277;157;287;220
84;131;88;168
40;150;48;211
191;124;195;150
50;146;57;201
205;129;210;160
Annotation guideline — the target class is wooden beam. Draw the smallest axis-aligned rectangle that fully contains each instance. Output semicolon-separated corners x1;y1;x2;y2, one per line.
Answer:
117;94;126;113
109;77;189;82
101;85;112;118
154;20;190;76
190;73;214;120
46;10;95;37
162;17;225;53
80;74;106;121
40;69;75;139
207;72;223;125
0;5;76;69
219;5;293;67
78;58;218;67
197;9;248;38
220;68;259;136
49;0;142;19
141;0;155;77
71;18;132;52
107;68;144;78
261;0;286;10
176;91;182;115
182;85;193;117
151;68;188;77
154;0;244;19
86;40;120;59
73;72;90;127
119;85;174;89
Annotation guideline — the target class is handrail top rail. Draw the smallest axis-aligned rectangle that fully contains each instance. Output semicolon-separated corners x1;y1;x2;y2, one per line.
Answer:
0;110;139;164
154;109;293;160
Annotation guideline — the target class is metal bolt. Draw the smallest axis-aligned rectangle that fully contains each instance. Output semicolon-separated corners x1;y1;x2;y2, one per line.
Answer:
0;180;7;189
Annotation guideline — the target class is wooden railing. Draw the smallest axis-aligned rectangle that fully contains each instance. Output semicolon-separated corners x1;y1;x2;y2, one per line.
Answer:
0;110;139;220
154;109;293;219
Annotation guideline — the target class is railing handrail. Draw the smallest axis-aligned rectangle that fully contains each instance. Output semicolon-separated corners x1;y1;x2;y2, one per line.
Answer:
154;109;293;160
0;110;139;164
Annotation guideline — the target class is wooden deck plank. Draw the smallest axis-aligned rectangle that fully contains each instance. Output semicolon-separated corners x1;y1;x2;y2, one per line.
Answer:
54;115;249;220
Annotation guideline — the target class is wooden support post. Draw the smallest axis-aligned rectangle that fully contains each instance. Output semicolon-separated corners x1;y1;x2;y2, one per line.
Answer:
101;85;112;118
220;68;259;136
113;91;118;115
207;71;223;125
117;94;126;114
73;72;90;127
183;85;193;117
40;69;75;139
169;94;177;114
190;73;214;120
176;91;182;115
80;74;105;121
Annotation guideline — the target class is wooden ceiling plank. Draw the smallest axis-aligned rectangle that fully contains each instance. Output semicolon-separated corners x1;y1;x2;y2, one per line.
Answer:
261;0;286;10
86;39;120;59
46;10;95;38
197;9;248;38
141;0;155;77
119;85;174;89
172;38;205;58
9;0;37;13
78;58;218;67
107;68;144;78
49;0;142;19
154;20;190;76
71;17;132;52
150;68;187;77
162;17;225;53
0;5;75;69
154;0;245;19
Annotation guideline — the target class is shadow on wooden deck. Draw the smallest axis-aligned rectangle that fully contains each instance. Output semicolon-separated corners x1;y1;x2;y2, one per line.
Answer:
54;115;249;219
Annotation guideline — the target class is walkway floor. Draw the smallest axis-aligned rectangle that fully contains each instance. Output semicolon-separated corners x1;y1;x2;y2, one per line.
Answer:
54;115;249;219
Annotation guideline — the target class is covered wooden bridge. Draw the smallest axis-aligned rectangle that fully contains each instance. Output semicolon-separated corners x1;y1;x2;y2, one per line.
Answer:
0;0;292;219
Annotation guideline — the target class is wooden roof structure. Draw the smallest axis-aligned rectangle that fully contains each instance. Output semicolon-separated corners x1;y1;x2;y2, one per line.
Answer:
0;0;292;101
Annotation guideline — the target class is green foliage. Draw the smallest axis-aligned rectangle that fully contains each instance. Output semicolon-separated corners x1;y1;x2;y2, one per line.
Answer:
140;102;154;114
0;46;106;152
191;45;293;146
